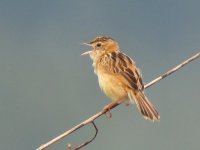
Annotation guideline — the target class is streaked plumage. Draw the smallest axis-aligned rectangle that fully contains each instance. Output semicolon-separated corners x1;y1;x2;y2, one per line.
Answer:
82;36;160;121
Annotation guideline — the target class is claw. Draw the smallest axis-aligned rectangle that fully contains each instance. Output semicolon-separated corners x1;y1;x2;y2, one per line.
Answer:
105;111;112;118
102;104;113;118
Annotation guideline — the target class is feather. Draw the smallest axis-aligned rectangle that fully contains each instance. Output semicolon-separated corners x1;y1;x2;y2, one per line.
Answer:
129;90;160;121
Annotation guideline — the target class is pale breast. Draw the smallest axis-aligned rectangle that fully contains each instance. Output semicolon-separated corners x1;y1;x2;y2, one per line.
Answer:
97;72;127;100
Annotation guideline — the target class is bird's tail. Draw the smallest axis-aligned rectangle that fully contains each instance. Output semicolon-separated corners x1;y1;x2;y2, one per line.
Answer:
128;90;160;122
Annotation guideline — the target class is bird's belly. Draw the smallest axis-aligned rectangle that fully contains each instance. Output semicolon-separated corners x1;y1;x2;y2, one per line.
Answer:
97;73;127;100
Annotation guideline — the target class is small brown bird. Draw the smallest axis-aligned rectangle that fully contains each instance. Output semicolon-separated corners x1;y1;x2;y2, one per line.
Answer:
82;36;160;121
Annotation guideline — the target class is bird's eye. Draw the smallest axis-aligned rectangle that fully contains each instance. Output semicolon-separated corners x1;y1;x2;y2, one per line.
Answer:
96;43;102;47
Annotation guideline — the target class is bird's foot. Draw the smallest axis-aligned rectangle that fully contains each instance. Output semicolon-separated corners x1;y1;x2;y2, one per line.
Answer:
103;104;113;118
102;98;124;118
124;101;130;106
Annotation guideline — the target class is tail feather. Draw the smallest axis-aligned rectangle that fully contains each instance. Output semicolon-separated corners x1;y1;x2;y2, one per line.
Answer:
128;90;160;121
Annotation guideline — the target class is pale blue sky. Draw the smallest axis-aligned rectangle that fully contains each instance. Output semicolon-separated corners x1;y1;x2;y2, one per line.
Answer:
0;0;200;150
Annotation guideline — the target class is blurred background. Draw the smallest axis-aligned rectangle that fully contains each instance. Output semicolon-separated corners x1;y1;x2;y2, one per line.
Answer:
0;0;200;150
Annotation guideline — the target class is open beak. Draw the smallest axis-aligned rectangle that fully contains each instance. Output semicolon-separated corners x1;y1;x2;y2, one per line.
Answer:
81;42;93;56
81;50;93;56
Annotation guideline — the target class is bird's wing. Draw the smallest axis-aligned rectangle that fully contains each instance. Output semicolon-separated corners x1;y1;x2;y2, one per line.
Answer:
98;52;144;91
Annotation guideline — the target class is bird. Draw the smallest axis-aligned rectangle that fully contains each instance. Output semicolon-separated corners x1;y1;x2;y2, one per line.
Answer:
81;36;160;122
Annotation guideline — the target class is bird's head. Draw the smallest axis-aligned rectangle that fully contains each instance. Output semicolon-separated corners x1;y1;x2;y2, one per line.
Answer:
81;36;119;60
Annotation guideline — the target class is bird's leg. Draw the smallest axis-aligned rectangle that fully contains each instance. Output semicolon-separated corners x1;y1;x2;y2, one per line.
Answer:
124;100;131;106
102;98;124;118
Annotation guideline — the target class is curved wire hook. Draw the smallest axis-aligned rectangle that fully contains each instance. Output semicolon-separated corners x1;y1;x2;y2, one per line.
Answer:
74;121;98;150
